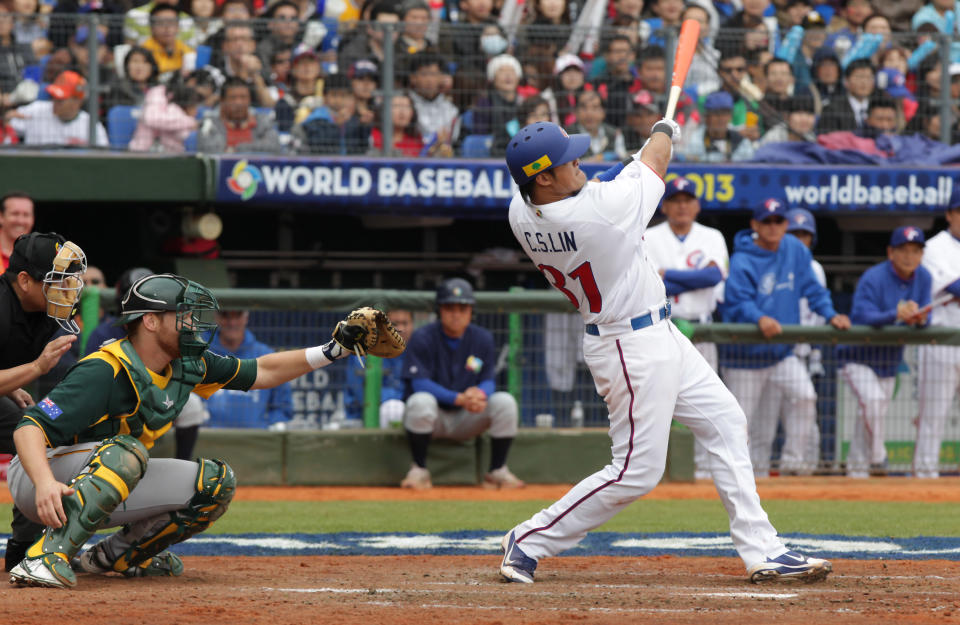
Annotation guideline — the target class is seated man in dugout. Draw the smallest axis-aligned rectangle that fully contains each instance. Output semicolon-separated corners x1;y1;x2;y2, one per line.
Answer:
400;278;524;490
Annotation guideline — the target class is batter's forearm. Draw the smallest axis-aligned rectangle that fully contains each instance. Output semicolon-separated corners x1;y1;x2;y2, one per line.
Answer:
639;133;672;179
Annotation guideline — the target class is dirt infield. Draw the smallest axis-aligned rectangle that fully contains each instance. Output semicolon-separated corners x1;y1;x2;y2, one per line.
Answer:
3;556;959;625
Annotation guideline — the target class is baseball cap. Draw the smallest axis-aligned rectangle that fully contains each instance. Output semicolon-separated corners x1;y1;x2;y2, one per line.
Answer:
704;90;734;111
627;89;660;114
663;176;697;200
291;43;319;65
889;226;925;247
6;232;72;280
801;10;826;29
553;53;584;75
753;198;789;221
46;70;86;100
877;68;912;99
74;25;106;44
349;59;379;80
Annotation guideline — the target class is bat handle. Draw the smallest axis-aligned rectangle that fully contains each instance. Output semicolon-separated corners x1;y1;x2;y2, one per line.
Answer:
664;85;682;121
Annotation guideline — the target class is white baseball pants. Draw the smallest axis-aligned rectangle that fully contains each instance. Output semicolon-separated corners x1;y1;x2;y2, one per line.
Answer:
914;345;960;478
840;363;894;478
723;356;818;477
404;391;519;439
510;320;785;570
693;341;718;480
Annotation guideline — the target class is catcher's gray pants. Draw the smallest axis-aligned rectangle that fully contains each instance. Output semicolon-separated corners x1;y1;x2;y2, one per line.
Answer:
404;391;519;439
8;441;199;542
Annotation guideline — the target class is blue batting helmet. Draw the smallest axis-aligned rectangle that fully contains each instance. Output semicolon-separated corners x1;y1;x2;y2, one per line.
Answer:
505;122;590;186
786;208;817;246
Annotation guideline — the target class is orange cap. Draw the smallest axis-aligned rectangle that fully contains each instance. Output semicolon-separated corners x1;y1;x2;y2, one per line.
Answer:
46;70;87;100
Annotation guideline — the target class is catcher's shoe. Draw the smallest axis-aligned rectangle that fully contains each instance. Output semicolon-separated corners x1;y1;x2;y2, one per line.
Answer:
74;544;184;578
500;531;537;583
748;551;832;583
483;466;525;490
400;464;432;490
9;554;76;589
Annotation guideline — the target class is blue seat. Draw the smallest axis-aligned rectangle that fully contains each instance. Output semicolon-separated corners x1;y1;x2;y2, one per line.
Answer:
461;134;493;158
460;109;475;135
195;45;212;68
107;105;140;149
184;130;198;152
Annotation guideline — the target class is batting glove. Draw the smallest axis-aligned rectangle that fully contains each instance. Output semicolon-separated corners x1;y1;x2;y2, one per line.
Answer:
652;118;682;146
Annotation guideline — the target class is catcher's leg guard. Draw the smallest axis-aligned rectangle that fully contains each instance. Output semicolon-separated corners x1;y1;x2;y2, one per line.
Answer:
109;458;236;572
12;435;148;588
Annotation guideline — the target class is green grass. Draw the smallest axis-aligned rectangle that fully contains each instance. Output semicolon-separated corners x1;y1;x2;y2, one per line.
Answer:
4;500;953;537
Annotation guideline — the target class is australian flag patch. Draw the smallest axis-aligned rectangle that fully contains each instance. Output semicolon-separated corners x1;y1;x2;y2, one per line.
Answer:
38;398;63;420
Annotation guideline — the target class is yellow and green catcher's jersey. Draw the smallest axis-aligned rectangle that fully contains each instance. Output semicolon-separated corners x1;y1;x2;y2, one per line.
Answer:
19;339;257;449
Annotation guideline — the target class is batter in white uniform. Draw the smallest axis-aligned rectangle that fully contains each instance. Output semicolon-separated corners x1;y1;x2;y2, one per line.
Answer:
645;176;729;480
915;206;960;478
499;120;832;584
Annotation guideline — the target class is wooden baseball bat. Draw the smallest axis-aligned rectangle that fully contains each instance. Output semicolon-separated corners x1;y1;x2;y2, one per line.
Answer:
664;19;701;121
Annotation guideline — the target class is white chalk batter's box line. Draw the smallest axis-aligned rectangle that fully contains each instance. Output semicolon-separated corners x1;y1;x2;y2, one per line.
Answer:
2;531;956;560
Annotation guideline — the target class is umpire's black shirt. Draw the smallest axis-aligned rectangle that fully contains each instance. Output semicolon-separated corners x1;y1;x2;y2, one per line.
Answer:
0;273;58;370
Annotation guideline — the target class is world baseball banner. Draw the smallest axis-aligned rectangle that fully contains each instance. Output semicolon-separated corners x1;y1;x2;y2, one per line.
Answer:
217;157;957;215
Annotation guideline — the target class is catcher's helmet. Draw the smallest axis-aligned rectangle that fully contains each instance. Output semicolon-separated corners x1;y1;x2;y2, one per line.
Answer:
114;267;154;310
116;273;219;359
786;208;817;247
505;121;590;186
436;278;476;306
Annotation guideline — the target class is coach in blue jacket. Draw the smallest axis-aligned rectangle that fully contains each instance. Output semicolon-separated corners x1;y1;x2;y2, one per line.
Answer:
837;226;931;478
720;199;851;477
400;278;523;491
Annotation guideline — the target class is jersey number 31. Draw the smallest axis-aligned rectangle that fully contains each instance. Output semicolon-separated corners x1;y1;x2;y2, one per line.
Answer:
538;262;602;313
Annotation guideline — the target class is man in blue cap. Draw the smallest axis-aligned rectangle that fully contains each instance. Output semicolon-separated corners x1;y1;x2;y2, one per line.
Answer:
500;117;837;585
684;90;756;162
838;226;931;478
720;198;850;478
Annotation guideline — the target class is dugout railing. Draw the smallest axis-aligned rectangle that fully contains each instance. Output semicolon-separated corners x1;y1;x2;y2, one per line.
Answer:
79;287;960;476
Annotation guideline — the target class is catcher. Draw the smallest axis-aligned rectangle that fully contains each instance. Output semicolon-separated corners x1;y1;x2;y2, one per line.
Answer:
7;274;404;588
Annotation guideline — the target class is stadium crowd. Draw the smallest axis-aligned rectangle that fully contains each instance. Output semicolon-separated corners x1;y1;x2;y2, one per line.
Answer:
0;0;958;157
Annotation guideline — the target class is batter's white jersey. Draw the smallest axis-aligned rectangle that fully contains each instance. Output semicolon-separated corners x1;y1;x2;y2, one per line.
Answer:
645;221;729;322
508;159;667;324
922;230;960;327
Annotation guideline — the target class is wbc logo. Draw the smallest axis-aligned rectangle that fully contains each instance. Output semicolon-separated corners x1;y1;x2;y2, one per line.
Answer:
764;199;781;213
903;227;920;241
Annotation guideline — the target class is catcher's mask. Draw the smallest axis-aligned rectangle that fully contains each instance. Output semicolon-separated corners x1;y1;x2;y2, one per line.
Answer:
8;233;87;334
116;273;219;359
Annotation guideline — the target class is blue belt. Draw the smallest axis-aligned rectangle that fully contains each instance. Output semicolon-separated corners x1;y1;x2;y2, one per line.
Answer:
585;302;672;336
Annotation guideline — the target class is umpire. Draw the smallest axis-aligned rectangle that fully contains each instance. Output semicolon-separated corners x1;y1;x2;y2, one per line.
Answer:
0;232;87;571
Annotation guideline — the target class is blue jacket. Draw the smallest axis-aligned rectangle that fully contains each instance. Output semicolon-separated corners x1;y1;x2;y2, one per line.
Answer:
203;329;292;428
403;321;497;410
343;354;407;420
720;230;837;368
838;261;932;377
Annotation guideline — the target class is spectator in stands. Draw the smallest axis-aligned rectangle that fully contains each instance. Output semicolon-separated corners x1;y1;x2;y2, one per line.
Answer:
760;58;798;131
816;58;874;133
472;54;522;151
759;91;816;145
10;0;49;58
593;35;640;128
395;0;436;73
811;48;843;109
294;73;369;154
140;4;195;77
438;0;494;83
721;0;772;47
218;23;275;107
644;0;684;47
6;70;108;146
274;45;322;132
187;0;222;47
268;46;293;91
185;67;221;108
838;227;930;478
338;2;399;74
539;53;586;127
370;90;424;156
408;52;458;156
0;5;34;95
858;92;899;137
125;0;195;46
825;0;873;55
129;77;202;152
787;10;827;92
622;88;661;147
0;192;33;271
202;310;293;429
204;0;253;70
68;24;111;85
198;76;281;153
611;0;643;21
716;46;763;140
257;1;303;71
105;47;160;109
344;309;413;426
566;89;626;161
721;198;850;477
745;47;772;94
684;90;756;162
682;3;721;97
905;99;943;141
349;59;379;125
400;278;524;491
636;45;699;129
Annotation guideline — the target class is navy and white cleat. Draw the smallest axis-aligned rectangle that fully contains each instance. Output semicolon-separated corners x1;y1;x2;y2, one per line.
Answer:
748;550;832;583
499;531;537;583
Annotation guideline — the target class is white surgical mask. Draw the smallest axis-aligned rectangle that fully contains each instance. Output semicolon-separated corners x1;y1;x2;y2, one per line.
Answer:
481;34;508;56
